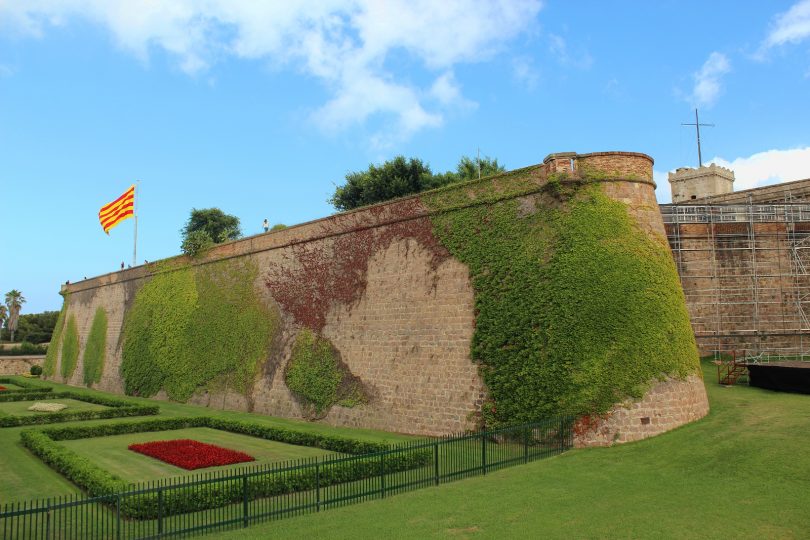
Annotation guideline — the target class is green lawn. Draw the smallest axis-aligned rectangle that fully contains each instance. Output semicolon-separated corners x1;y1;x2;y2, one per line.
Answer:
0;377;413;502
60;427;335;482
211;361;810;539
3;363;810;539
0;398;109;417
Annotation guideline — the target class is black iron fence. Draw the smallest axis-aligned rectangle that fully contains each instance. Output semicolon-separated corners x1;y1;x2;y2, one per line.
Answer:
1;417;572;539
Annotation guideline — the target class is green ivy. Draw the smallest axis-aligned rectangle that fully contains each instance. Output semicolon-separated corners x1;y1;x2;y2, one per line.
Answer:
121;259;278;401
43;297;68;377
82;307;108;386
285;329;365;417
60;315;79;381
424;176;700;426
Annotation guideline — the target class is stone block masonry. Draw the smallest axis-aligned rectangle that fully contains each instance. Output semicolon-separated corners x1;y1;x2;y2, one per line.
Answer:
51;150;708;444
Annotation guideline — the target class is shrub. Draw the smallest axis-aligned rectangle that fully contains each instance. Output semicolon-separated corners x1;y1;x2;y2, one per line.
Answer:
30;365;43;376
0;341;48;356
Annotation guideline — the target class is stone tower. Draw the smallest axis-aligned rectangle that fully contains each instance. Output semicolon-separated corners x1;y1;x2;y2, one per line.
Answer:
668;163;735;203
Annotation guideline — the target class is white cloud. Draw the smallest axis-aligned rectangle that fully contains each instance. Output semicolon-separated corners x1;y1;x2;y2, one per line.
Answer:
653;147;810;204
512;55;539;89
0;0;543;145
547;33;592;69
761;0;810;50
690;52;730;108
708;147;810;190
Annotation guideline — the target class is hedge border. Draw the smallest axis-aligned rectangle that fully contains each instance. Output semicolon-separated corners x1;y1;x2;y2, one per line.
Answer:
0;377;53;395
21;416;430;518
0;391;159;427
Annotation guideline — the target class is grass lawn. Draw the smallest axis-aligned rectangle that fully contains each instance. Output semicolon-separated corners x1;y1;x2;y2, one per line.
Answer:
60;427;335;482
0;377;413;502
0;398;109;417
211;361;810;539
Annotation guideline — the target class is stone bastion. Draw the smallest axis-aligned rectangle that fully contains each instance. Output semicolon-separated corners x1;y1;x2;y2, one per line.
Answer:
48;150;708;447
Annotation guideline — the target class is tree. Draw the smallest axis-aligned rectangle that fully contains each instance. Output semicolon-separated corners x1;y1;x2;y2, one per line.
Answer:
329;154;506;211
0;305;7;342
4;290;26;342
13;310;59;344
455;155;506;181
180;208;241;256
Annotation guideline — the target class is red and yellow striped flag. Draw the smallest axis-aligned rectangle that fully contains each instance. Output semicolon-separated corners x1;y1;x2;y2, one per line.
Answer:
99;185;135;234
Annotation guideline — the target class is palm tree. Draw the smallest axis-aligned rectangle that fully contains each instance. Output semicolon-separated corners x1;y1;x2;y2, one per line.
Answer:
4;290;26;343
0;305;7;342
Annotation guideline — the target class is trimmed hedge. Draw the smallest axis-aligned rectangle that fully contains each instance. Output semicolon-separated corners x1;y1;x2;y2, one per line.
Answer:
0;377;52;395
0;342;48;356
22;416;430;519
0;391;159;427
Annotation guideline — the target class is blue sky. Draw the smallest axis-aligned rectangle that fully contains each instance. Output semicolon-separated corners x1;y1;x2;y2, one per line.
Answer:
2;0;810;314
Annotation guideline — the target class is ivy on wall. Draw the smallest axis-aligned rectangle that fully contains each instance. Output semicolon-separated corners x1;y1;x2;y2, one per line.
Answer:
60;315;80;381
82;307;108;386
423;173;700;426
43;297;68;377
121;259;279;401
285;328;366;418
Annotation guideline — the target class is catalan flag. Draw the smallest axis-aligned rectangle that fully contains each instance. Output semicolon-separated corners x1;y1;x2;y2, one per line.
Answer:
99;185;135;234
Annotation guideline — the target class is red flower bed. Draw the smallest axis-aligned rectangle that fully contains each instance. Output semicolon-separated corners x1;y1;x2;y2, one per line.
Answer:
128;439;255;470
0;386;7;391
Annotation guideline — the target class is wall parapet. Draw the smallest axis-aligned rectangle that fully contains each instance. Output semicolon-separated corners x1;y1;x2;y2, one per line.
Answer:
64;154;656;295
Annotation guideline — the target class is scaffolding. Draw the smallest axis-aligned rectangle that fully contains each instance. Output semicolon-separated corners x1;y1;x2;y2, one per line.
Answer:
661;203;810;362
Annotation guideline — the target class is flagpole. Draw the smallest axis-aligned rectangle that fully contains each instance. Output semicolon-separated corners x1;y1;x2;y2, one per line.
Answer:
133;181;139;267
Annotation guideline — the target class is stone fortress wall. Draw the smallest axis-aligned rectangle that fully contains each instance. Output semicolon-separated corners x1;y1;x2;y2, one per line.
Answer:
50;151;708;445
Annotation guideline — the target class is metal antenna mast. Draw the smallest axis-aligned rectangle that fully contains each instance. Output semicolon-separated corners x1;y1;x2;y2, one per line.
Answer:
681;108;714;168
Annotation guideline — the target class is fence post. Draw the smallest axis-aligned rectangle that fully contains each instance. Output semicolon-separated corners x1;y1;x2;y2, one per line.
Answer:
316;461;321;512
481;431;487;475
242;474;249;528
379;452;386;498
157;486;164;538
433;442;440;486
45;498;50;540
116;494;121;540
524;426;530;464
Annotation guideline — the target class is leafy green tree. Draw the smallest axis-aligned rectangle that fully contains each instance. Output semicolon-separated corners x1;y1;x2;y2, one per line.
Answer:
180;208;241;256
329;156;436;211
0;305;7;342
455;155;506;181
329;155;506;211
11;311;59;344
4;290;26;342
